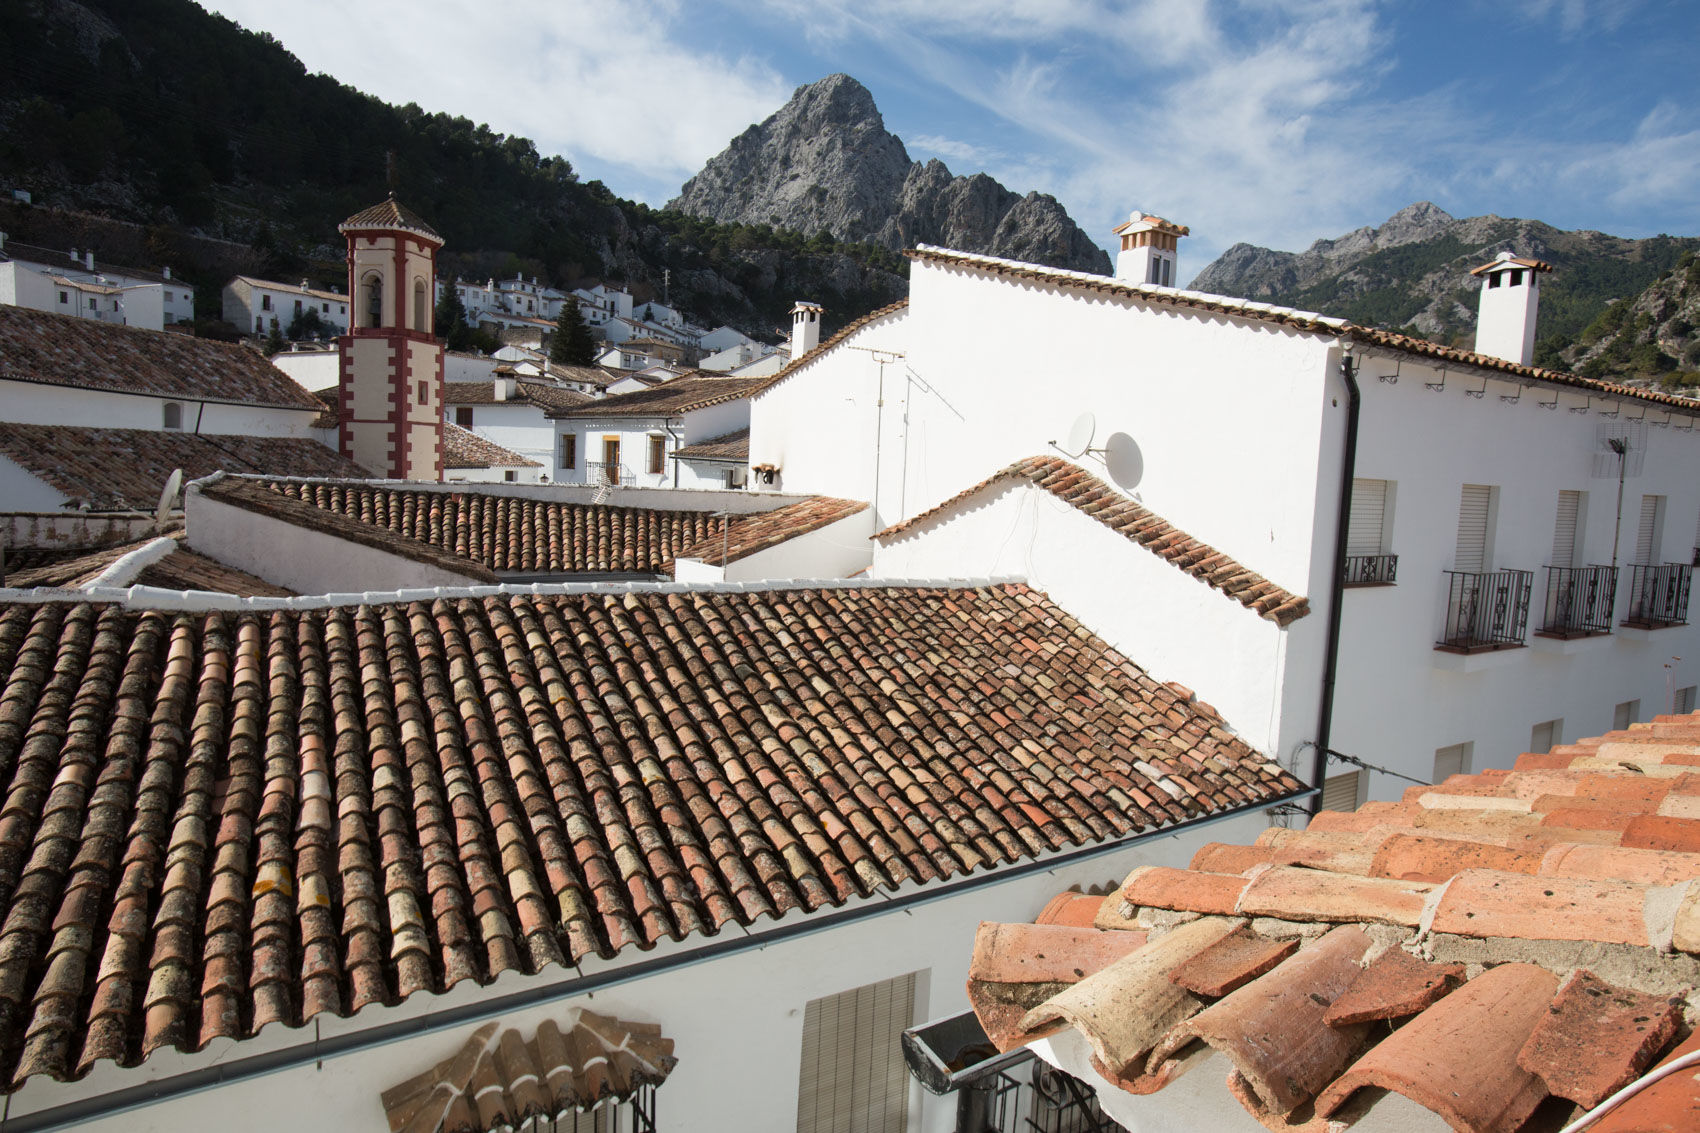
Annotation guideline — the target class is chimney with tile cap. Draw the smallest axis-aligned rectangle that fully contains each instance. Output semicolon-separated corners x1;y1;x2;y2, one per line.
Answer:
1471;251;1551;366
1113;210;1188;288
790;301;824;358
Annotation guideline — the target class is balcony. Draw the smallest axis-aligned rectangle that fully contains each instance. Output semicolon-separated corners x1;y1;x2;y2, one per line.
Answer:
1437;569;1533;653
1537;565;1618;639
1343;553;1398;587
1622;562;1692;629
586;461;634;487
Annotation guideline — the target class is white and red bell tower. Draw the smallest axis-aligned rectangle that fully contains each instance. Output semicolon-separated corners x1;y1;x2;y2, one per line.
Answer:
336;196;445;480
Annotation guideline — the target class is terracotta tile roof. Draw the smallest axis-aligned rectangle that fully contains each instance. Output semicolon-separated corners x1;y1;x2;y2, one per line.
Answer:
967;712;1700;1133
875;456;1311;626
240;478;722;575
908;245;1700;418
670;427;749;462
674;497;868;566
550;375;767;419
751;300;909;397
0;305;322;410
0;423;370;511
2;539;148;589
441;380;592;413
228;276;350;305
1470;254;1553;276
309;387;338;430
0;583;1301;1087
133;546;295;597
338;196;443;244
381;1013;675;1133
442;424;540;470
197;477;499;583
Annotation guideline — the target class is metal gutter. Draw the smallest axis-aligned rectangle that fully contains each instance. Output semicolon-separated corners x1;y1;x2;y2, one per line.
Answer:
1310;344;1362;815
3;785;1315;1132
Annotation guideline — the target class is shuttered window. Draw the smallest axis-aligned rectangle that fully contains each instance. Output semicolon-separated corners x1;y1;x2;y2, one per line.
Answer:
1320;771;1361;812
797;972;916;1133
1614;700;1640;731
1455;485;1492;573
1677;687;1697;714
1551;491;1581;568
1434;743;1473;781
1635;495;1664;565
1347;479;1389;557
1529;720;1562;755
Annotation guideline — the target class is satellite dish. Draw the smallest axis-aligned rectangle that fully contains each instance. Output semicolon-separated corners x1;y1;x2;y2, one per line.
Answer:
1104;433;1143;490
1061;413;1096;458
155;468;184;529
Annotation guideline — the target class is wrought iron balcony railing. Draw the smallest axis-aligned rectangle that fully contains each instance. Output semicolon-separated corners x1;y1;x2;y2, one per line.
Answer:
1343;553;1398;586
1622;562;1692;629
586;461;634;488
1538;565;1618;639
1437;569;1533;652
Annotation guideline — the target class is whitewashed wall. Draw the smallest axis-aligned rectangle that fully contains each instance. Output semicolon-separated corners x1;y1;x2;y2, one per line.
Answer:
0;379;320;436
874;480;1321;763
443;463;542;484
444;402;555;469
0;454;77;511
186;489;485;593
16;809;1274;1133
675;507;874;584
268;351;340;394
1331;352;1700;796
557;400;751;490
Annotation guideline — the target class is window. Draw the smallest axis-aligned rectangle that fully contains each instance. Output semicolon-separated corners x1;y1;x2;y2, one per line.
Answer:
1635;495;1665;565
58;291;67;304
1509;269;1524;286
162;402;183;430
455;407;474;428
1434;742;1473;782
1528;720;1562;755
1676;686;1697;714
165;291;174;302
1551;490;1584;568
559;434;577;470
322;302;329;313
413;278;428;332
255;316;264;333
363;273;383;329
1488;274;1502;290
503;470;516;482
261;294;272;311
1455;484;1494;572
87;298;95;310
647;434;666;475
1320;771;1362;812
293;299;302;314
416;380;428;405
1614;700;1640;731
796;972;916;1133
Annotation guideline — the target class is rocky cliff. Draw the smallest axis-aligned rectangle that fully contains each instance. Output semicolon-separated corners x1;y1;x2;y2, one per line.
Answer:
1189;203;1698;367
670;74;1110;274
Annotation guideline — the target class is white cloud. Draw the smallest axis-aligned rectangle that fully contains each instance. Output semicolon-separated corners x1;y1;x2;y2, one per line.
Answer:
1505;0;1640;36
200;0;790;189
908;134;997;166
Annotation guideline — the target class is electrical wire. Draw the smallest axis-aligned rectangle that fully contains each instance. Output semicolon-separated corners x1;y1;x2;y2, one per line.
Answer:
1320;746;1432;787
1558;1048;1700;1133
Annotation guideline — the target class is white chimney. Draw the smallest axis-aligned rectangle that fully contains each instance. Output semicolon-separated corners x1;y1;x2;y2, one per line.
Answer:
1112;210;1188;287
1472;251;1550;366
495;376;518;400
790;301;824;358
84;250;95;271
67;247;77;264
301;279;311;292
162;265;170;279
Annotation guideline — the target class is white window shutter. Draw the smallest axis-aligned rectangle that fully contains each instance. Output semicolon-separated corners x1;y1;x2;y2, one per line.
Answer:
1455;485;1491;573
1348;479;1388;557
1551;491;1580;569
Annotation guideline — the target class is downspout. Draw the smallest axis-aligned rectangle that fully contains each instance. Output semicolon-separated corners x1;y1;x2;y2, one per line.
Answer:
6;785;1315;1133
1310;340;1361;816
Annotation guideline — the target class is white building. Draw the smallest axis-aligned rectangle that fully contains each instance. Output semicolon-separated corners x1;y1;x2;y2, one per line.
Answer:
0;237;195;331
551;375;767;489
443;372;589;471
749;231;1700;806
222;275;350;337
442;420;543;483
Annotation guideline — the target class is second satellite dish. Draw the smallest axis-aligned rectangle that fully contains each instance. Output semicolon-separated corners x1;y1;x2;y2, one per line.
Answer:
1062;413;1095;458
1104;432;1143;490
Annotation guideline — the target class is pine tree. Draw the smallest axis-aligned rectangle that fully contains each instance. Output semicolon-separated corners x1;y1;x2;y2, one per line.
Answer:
434;286;475;352
263;321;286;355
551;301;597;366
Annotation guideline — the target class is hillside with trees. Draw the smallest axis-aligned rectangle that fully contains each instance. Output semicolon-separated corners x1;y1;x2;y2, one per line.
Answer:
0;0;906;339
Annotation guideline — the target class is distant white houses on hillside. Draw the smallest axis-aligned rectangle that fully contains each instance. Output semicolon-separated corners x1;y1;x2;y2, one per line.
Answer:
222;275;350;337
0;236;195;331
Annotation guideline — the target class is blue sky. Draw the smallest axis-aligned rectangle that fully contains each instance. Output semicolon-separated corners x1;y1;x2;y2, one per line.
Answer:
201;0;1700;280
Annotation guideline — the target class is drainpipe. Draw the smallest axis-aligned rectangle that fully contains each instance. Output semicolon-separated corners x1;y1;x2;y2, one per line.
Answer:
1310;340;1361;816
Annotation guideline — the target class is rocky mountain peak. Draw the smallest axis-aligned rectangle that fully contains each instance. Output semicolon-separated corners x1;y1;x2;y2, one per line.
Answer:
670;75;1110;274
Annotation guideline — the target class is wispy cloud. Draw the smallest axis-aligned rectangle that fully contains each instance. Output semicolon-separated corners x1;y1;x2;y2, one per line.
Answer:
908;134;999;166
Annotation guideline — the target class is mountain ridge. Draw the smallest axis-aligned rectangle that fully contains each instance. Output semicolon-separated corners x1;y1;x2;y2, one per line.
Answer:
670;74;1110;275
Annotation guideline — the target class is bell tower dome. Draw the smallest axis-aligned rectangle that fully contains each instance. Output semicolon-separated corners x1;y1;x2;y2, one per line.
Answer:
336;196;446;480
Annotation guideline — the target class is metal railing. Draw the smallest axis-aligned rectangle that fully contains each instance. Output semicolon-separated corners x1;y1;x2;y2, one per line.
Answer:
1343;553;1398;586
1437;569;1533;651
1623;562;1692;628
1538;565;1618;638
586;461;634;487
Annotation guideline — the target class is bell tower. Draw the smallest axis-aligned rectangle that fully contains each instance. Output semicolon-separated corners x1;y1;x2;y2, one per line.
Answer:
336;196;445;480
